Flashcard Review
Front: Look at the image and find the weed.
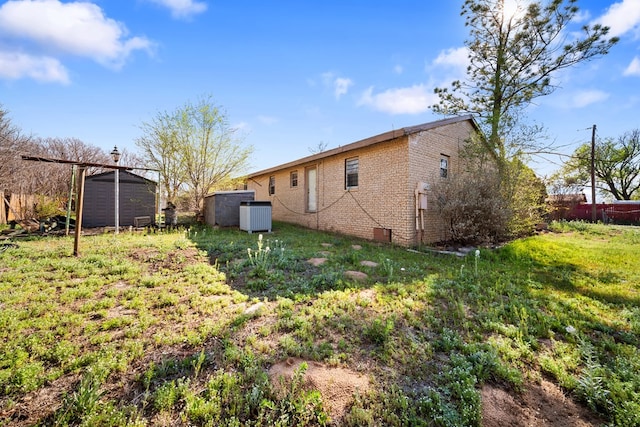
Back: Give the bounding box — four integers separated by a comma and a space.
153, 377, 190, 412
363, 317, 394, 346
576, 338, 613, 414
54, 368, 106, 425
247, 234, 286, 278
191, 350, 207, 380
379, 258, 394, 282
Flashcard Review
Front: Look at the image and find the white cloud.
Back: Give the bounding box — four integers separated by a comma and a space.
432, 47, 469, 70
233, 121, 250, 132
321, 72, 353, 99
0, 0, 153, 71
357, 48, 467, 115
258, 115, 278, 125
358, 84, 437, 115
0, 51, 69, 83
146, 0, 207, 19
393, 64, 403, 74
561, 89, 610, 108
334, 77, 353, 99
572, 10, 591, 24
595, 0, 640, 38
624, 56, 640, 76
429, 47, 469, 84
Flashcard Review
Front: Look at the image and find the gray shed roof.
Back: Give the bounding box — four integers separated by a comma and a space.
247, 115, 479, 178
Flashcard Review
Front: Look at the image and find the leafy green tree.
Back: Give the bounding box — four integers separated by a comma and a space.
433, 0, 618, 166
559, 130, 640, 200
136, 96, 253, 212
179, 98, 253, 212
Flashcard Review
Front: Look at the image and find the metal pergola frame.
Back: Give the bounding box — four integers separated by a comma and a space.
21, 155, 159, 256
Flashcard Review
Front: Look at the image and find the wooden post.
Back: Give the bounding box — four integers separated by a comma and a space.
73, 167, 86, 257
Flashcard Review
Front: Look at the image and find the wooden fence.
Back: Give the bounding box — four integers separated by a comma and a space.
1, 193, 39, 224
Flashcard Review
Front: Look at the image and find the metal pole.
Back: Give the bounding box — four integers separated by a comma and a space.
591, 124, 597, 223
115, 168, 119, 234
111, 146, 121, 235
66, 164, 76, 236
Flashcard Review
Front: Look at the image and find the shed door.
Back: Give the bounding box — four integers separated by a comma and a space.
306, 167, 317, 212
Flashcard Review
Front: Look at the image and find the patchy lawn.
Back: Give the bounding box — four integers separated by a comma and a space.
0, 221, 638, 426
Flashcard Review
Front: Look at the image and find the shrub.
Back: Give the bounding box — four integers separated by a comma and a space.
432, 169, 510, 244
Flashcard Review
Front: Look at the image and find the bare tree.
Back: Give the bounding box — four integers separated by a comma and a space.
308, 141, 329, 154
0, 106, 32, 192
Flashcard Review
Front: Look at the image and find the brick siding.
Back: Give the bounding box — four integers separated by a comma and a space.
247, 119, 476, 246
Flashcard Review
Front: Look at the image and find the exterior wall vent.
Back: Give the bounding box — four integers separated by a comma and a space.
373, 227, 392, 243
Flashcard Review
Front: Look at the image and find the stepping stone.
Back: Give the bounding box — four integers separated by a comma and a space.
360, 260, 378, 267
344, 271, 368, 282
318, 251, 332, 256
351, 244, 362, 250
244, 302, 265, 316
321, 243, 333, 248
308, 257, 328, 266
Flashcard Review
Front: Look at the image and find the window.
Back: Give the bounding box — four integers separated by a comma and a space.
440, 155, 449, 178
290, 170, 298, 188
345, 157, 359, 189
268, 176, 275, 195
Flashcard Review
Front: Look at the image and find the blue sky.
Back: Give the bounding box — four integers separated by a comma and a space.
1, 0, 639, 178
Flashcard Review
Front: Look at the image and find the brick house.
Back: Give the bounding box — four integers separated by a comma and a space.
245, 115, 480, 246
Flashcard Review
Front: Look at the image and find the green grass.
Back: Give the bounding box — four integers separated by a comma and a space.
0, 221, 639, 426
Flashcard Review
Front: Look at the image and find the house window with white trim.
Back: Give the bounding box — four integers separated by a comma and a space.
440, 155, 449, 178
290, 170, 298, 188
269, 176, 275, 195
345, 157, 359, 189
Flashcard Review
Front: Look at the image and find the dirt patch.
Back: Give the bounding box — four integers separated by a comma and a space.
129, 246, 203, 273
268, 358, 370, 423
1, 372, 80, 427
481, 379, 605, 427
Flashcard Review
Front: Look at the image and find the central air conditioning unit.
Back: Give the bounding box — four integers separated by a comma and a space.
239, 201, 272, 233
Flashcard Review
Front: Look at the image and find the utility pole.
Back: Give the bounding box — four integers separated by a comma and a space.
591, 124, 597, 222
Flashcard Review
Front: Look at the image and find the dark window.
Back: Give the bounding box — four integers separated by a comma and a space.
290, 171, 298, 187
440, 155, 449, 178
269, 176, 275, 195
345, 157, 359, 188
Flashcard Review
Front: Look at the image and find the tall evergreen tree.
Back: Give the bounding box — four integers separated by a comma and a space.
433, 0, 618, 167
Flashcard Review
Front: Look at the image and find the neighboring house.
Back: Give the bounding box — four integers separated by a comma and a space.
83, 171, 157, 228
245, 115, 480, 246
